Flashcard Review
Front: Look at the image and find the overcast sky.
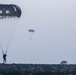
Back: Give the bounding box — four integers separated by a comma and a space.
0, 0, 76, 64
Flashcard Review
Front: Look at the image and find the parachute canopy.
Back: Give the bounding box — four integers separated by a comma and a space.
0, 4, 22, 18
28, 29, 35, 33
60, 60, 68, 65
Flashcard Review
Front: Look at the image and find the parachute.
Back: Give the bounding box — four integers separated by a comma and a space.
0, 4, 21, 18
28, 29, 35, 33
28, 29, 35, 40
0, 4, 22, 53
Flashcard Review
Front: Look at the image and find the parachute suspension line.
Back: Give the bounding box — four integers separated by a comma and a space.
6, 19, 18, 51
6, 26, 16, 51
0, 44, 3, 51
6, 27, 14, 51
0, 4, 22, 53
0, 43, 4, 54
0, 19, 4, 52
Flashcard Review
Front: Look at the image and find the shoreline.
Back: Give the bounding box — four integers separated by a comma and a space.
0, 64, 76, 75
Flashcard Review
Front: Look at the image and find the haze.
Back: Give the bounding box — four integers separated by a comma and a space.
0, 0, 76, 64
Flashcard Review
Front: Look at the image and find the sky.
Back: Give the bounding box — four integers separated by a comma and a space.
0, 0, 76, 64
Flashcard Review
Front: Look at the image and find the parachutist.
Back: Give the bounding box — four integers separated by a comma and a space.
3, 54, 7, 63
2, 50, 7, 64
